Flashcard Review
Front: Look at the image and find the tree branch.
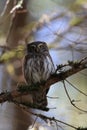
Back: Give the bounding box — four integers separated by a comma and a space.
13, 101, 87, 130
0, 57, 87, 106
44, 57, 87, 90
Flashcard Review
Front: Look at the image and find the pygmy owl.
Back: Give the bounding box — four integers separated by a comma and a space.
23, 41, 55, 108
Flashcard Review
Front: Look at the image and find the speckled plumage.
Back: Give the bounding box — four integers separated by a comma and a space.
23, 41, 55, 107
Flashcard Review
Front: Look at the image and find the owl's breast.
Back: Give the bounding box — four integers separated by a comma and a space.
24, 55, 55, 85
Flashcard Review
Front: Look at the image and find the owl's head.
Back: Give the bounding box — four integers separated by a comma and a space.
27, 41, 49, 54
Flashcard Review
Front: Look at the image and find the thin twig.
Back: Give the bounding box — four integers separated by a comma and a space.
14, 101, 77, 130
47, 96, 59, 99
30, 113, 77, 129
80, 72, 87, 77
65, 79, 87, 96
31, 116, 38, 129
62, 81, 87, 113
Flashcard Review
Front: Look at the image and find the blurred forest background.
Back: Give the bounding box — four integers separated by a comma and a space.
0, 0, 87, 130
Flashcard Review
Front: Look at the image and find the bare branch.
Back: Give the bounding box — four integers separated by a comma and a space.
13, 101, 77, 130
65, 79, 87, 96
62, 80, 87, 113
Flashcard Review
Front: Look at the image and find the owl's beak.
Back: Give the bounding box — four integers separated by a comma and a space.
36, 48, 39, 53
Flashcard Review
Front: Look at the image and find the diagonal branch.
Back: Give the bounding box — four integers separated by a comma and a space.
45, 57, 87, 90
0, 57, 87, 105
13, 100, 77, 129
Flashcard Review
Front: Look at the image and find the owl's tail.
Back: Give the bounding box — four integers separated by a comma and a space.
32, 90, 48, 109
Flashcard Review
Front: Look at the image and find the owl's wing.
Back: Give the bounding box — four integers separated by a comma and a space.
22, 55, 31, 84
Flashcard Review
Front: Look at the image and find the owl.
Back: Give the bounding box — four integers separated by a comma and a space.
23, 41, 55, 108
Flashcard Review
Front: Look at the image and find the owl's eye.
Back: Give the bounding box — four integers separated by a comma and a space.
31, 45, 36, 49
38, 43, 48, 53
38, 44, 44, 49
27, 44, 36, 52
